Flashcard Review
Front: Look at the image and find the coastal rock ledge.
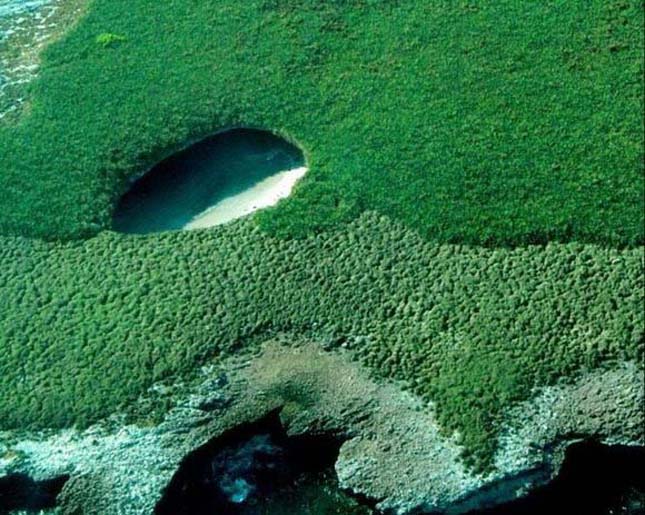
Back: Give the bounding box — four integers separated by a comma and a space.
1, 339, 643, 514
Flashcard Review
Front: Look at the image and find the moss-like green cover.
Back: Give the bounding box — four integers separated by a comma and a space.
1, 215, 642, 468
0, 0, 643, 471
0, 0, 643, 244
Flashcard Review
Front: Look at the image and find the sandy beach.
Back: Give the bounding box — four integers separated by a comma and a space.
184, 166, 307, 229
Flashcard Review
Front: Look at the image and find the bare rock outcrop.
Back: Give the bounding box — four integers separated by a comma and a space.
1, 339, 642, 514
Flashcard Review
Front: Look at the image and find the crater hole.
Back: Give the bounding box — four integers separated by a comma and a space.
112, 129, 306, 234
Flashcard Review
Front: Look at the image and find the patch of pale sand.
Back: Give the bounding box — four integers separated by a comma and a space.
184, 166, 307, 229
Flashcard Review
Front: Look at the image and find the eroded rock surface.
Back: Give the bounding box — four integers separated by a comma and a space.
0, 339, 642, 514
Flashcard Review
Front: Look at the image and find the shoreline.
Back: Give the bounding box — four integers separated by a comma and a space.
184, 166, 307, 229
0, 0, 85, 121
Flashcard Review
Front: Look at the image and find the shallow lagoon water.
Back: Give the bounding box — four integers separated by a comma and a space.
0, 0, 50, 19
113, 129, 306, 234
0, 0, 70, 121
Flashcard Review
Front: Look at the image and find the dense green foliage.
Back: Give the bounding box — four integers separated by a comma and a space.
1, 215, 642, 468
0, 0, 643, 244
0, 0, 643, 474
95, 32, 126, 48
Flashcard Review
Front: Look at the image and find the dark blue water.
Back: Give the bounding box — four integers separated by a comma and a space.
0, 473, 68, 514
469, 442, 645, 515
155, 411, 370, 515
155, 409, 644, 515
1, 431, 641, 513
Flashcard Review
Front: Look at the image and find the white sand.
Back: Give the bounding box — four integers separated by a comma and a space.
184, 166, 307, 229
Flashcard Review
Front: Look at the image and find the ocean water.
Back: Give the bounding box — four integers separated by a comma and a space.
0, 2, 642, 513
0, 0, 59, 120
157, 430, 643, 515
0, 0, 50, 20
155, 411, 370, 515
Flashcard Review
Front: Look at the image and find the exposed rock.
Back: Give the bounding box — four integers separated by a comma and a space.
0, 339, 642, 514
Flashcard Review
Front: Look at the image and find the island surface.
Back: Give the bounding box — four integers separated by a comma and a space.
0, 0, 643, 513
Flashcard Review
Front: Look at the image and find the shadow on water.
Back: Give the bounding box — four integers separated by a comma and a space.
466, 441, 645, 515
156, 420, 644, 515
112, 129, 305, 234
0, 473, 68, 514
155, 410, 371, 515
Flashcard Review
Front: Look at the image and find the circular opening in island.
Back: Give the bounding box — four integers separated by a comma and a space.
112, 129, 306, 234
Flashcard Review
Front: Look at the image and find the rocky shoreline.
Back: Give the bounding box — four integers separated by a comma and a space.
1, 338, 642, 514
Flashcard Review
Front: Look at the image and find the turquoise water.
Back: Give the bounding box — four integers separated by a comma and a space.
0, 0, 50, 19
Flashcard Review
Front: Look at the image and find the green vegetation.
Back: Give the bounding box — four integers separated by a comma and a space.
95, 32, 126, 47
0, 0, 643, 473
0, 0, 642, 245
0, 214, 642, 469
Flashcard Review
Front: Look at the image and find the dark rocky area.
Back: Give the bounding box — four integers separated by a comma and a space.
155, 410, 369, 515
0, 472, 68, 514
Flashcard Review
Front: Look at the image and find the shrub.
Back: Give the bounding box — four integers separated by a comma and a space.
95, 32, 126, 47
